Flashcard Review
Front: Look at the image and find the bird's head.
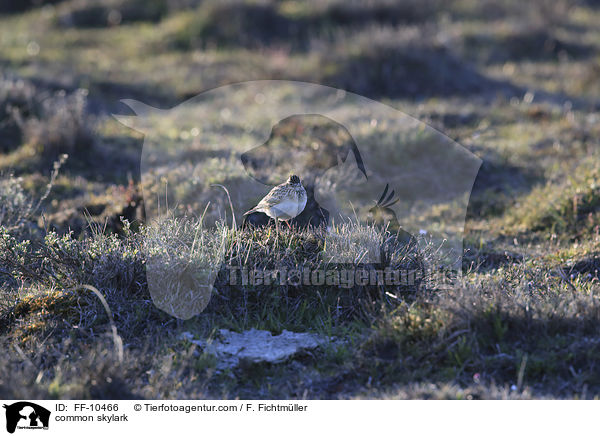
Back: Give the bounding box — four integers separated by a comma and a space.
288, 174, 301, 186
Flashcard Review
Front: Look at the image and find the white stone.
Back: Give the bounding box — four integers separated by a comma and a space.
181, 329, 331, 370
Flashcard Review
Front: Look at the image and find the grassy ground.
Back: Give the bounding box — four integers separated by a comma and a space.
2, 0, 600, 399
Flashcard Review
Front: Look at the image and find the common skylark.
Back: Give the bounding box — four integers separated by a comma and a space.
244, 175, 307, 231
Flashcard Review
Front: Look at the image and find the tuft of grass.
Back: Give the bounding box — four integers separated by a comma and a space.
0, 154, 66, 239
506, 157, 600, 238
0, 74, 95, 170
0, 74, 37, 153
350, 261, 600, 397
24, 89, 94, 162
141, 215, 427, 329
161, 0, 448, 53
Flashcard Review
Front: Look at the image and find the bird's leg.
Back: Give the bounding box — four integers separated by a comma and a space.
285, 220, 292, 230
275, 218, 281, 263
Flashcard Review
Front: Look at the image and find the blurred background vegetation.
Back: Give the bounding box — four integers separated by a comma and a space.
2, 0, 600, 399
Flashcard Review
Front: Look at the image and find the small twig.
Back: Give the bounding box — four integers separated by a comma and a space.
68, 284, 124, 363
517, 354, 528, 391
30, 154, 68, 217
211, 184, 236, 231
13, 343, 38, 370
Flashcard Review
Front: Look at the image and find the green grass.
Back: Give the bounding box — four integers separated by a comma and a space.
2, 0, 600, 399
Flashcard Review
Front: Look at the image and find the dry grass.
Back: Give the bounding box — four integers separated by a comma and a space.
1, 0, 600, 399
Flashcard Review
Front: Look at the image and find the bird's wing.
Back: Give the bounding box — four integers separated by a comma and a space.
258, 193, 283, 208
258, 184, 289, 206
298, 194, 307, 214
243, 184, 287, 215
